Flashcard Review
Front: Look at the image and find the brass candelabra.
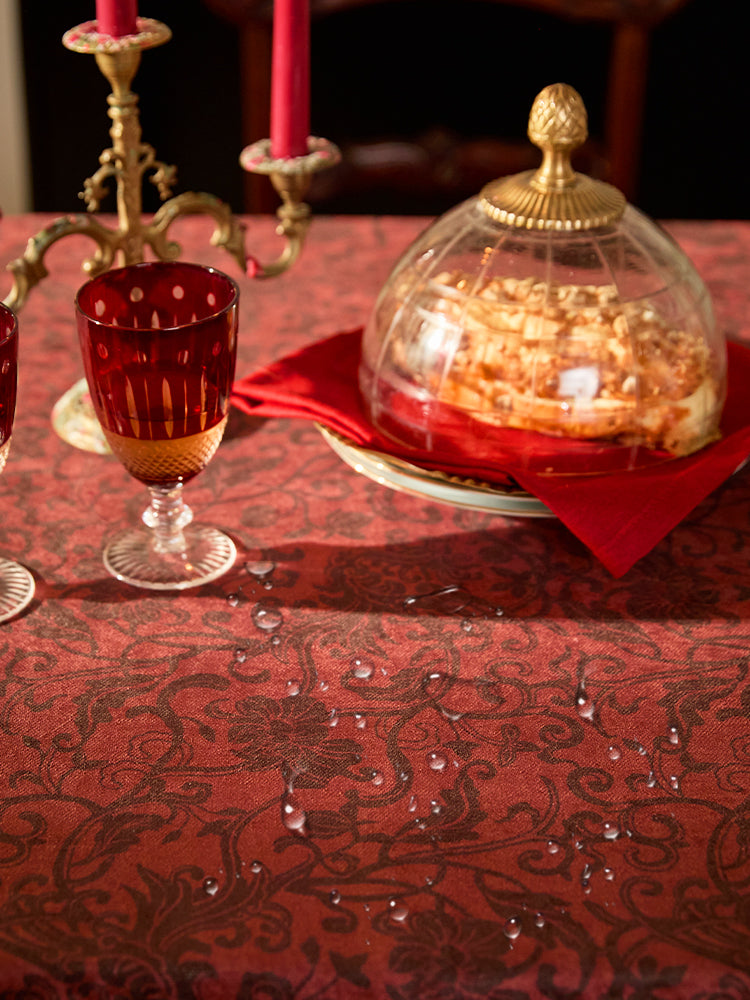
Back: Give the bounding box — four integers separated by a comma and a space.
3, 17, 340, 451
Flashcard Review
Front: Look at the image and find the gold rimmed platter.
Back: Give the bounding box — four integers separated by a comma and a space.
316, 424, 553, 518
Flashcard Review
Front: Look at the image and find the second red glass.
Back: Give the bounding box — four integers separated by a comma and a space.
0, 302, 35, 621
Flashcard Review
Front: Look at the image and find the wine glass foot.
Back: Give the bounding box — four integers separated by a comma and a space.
0, 558, 35, 623
103, 525, 237, 590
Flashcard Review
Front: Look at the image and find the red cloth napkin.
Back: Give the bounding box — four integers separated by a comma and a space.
231, 329, 750, 577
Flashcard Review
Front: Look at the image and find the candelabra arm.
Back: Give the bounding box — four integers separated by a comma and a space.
82, 159, 119, 211
146, 192, 248, 273
257, 176, 312, 278
149, 160, 178, 202
240, 137, 341, 279
82, 145, 175, 216
3, 214, 119, 313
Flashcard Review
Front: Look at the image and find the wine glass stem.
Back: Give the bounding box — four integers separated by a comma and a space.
142, 485, 194, 554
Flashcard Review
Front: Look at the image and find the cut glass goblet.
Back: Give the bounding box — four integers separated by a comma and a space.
76, 261, 239, 589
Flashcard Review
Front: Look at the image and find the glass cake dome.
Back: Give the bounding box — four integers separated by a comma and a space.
359, 84, 726, 476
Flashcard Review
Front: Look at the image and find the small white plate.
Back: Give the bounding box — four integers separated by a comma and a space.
317, 424, 553, 518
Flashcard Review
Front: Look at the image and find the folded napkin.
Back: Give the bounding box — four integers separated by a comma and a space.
231, 329, 750, 577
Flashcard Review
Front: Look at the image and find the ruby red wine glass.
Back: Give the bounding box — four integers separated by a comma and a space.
76, 261, 239, 590
0, 303, 35, 621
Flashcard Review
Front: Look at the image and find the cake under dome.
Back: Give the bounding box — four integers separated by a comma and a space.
359, 84, 725, 476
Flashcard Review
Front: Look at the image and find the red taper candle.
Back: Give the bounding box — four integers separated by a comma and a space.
96, 0, 139, 37
270, 0, 310, 159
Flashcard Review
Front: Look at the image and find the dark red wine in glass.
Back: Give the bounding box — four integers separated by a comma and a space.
76, 261, 239, 590
0, 302, 35, 621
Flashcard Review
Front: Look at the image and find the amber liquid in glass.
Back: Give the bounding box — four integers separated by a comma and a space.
103, 416, 227, 488
95, 367, 230, 488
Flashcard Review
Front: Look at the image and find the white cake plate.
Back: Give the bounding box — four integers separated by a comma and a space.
317, 424, 553, 518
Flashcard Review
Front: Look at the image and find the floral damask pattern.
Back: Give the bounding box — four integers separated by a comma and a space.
387, 907, 524, 999
0, 216, 749, 997
219, 694, 363, 783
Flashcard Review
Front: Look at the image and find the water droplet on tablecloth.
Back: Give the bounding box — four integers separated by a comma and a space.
547, 840, 560, 854
282, 792, 307, 834
575, 684, 595, 721
603, 867, 615, 881
330, 889, 341, 905
427, 752, 447, 772
250, 861, 262, 874
668, 727, 680, 745
286, 679, 300, 697
226, 593, 241, 608
503, 917, 521, 940
252, 605, 282, 631
283, 805, 306, 833
441, 708, 462, 722
603, 822, 619, 841
371, 770, 384, 786
403, 584, 464, 614
353, 659, 374, 680
245, 559, 275, 578
534, 912, 545, 928
388, 899, 409, 922
608, 745, 622, 761
203, 877, 219, 896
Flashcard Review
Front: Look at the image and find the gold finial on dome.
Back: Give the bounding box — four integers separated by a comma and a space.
479, 83, 626, 231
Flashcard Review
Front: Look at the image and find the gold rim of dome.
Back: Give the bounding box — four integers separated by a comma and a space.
479, 172, 627, 231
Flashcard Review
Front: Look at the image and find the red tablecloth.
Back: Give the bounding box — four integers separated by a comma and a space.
1, 213, 749, 997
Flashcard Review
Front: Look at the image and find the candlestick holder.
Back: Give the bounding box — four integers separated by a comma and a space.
240, 137, 341, 277
3, 17, 340, 453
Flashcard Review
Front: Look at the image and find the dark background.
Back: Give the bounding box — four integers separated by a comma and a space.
20, 0, 747, 220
